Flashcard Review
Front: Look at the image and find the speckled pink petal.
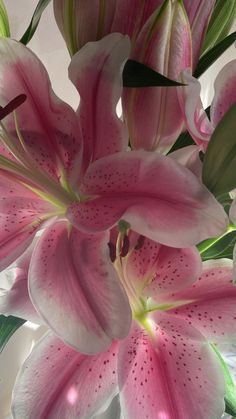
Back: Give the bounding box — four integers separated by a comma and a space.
211, 60, 236, 128
118, 315, 225, 419
178, 69, 213, 151
0, 38, 82, 184
183, 0, 216, 70
68, 151, 228, 247
69, 33, 130, 172
12, 332, 119, 419
29, 220, 132, 354
0, 241, 42, 323
167, 259, 236, 342
125, 237, 202, 299
0, 174, 54, 271
123, 0, 192, 153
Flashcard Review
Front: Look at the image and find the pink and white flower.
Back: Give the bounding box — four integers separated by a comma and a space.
178, 59, 236, 152
11, 233, 236, 418
0, 33, 228, 353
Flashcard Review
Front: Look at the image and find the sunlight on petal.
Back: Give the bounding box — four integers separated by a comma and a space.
116, 98, 122, 118
158, 411, 169, 419
66, 386, 78, 405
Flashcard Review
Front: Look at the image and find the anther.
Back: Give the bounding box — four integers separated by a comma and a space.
120, 234, 130, 257
108, 242, 116, 262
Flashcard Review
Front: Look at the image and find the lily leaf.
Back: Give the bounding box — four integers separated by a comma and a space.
202, 101, 236, 196
0, 0, 10, 37
168, 130, 194, 153
202, 0, 236, 55
212, 344, 236, 417
20, 0, 51, 45
123, 60, 185, 87
0, 314, 25, 353
200, 230, 236, 261
194, 32, 236, 79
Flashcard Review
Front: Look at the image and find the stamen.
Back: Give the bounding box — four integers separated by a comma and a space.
120, 234, 130, 257
108, 242, 116, 263
0, 94, 27, 120
13, 111, 29, 154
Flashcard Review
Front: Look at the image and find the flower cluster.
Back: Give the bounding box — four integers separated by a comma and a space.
0, 0, 236, 418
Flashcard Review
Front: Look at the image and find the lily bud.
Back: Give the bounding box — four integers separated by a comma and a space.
53, 0, 163, 55
111, 0, 163, 42
53, 0, 117, 56
123, 0, 192, 153
184, 0, 216, 69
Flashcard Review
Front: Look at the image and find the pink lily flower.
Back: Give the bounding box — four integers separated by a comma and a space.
11, 233, 236, 418
178, 60, 236, 152
0, 34, 228, 352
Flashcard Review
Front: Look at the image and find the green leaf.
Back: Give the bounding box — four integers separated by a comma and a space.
202, 0, 236, 55
123, 60, 185, 87
168, 130, 195, 153
0, 314, 25, 352
202, 101, 236, 197
211, 344, 236, 417
0, 0, 10, 37
200, 230, 236, 261
20, 0, 51, 45
194, 32, 236, 79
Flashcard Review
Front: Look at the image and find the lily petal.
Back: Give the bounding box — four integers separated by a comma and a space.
69, 33, 130, 172
118, 315, 225, 419
183, 0, 216, 69
0, 241, 42, 323
68, 151, 228, 247
211, 60, 236, 128
169, 145, 203, 178
0, 38, 82, 184
111, 1, 163, 42
0, 173, 54, 271
124, 235, 202, 298
53, 0, 117, 55
229, 196, 236, 225
178, 69, 213, 151
168, 259, 236, 342
12, 332, 119, 419
123, 0, 192, 153
29, 220, 132, 354
94, 395, 122, 419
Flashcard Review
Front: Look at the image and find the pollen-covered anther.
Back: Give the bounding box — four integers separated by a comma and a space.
120, 234, 130, 257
